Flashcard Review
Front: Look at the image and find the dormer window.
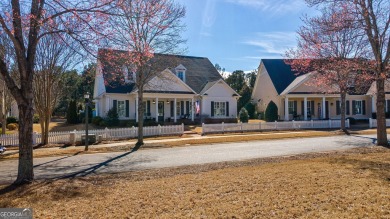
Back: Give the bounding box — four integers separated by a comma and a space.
123, 66, 136, 83
175, 64, 186, 83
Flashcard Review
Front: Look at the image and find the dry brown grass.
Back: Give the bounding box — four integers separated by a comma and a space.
0, 147, 389, 218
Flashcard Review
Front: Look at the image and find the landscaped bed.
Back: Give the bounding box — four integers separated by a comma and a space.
0, 146, 389, 218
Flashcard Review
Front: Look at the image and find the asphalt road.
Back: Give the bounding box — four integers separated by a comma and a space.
0, 135, 376, 184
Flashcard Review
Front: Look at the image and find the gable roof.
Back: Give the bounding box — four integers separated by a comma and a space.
261, 59, 300, 95
199, 78, 240, 96
280, 73, 312, 95
97, 49, 222, 94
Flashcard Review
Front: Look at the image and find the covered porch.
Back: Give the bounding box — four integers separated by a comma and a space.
283, 94, 341, 121
135, 93, 197, 123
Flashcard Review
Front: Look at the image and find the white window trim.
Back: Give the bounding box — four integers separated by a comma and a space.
354, 100, 363, 115
117, 100, 126, 118
213, 101, 226, 118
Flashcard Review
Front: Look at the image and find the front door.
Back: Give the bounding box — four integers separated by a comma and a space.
158, 101, 164, 122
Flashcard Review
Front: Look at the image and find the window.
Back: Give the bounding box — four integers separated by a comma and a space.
124, 66, 135, 83
307, 101, 312, 115
214, 102, 226, 117
177, 71, 184, 81
143, 101, 150, 116
117, 101, 125, 117
176, 101, 181, 116
288, 101, 296, 114
353, 100, 363, 115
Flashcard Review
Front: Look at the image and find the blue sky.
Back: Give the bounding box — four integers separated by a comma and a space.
181, 0, 317, 72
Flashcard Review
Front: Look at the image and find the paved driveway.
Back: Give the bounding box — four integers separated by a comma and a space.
0, 135, 376, 184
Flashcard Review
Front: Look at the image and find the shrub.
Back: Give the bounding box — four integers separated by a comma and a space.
7, 123, 18, 130
265, 101, 278, 122
143, 120, 158, 127
99, 120, 107, 127
66, 100, 79, 124
239, 108, 249, 123
92, 116, 103, 126
33, 114, 40, 123
346, 117, 356, 125
6, 117, 18, 125
104, 108, 119, 127
244, 102, 256, 119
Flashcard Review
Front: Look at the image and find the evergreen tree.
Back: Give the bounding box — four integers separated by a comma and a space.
66, 100, 79, 124
265, 101, 278, 122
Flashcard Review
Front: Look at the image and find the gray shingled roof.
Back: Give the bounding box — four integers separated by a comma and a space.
262, 59, 300, 95
98, 49, 222, 94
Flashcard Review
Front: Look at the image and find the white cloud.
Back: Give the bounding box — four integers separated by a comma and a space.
225, 0, 306, 14
242, 31, 297, 56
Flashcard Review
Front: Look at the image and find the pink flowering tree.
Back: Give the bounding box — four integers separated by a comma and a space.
106, 0, 186, 147
305, 0, 390, 146
286, 3, 373, 131
0, 0, 114, 184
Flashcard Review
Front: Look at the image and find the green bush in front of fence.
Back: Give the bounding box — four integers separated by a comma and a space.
265, 101, 278, 122
239, 108, 249, 123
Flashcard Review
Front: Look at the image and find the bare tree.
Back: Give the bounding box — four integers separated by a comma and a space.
0, 0, 114, 184
306, 0, 390, 146
107, 0, 186, 147
33, 35, 79, 145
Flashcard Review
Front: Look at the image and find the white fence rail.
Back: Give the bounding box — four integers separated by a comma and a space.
368, 118, 390, 128
202, 120, 350, 135
0, 124, 184, 146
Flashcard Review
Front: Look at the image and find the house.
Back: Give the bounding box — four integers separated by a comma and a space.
251, 59, 377, 121
93, 49, 239, 123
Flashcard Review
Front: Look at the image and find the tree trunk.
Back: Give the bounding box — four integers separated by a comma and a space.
15, 99, 34, 184
39, 118, 45, 145
136, 89, 144, 147
376, 77, 388, 146
340, 92, 346, 131
44, 113, 50, 145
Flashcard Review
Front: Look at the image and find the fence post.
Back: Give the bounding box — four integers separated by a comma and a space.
311, 120, 314, 128
132, 126, 136, 138
181, 123, 184, 135
369, 118, 372, 128
105, 127, 109, 140
329, 120, 332, 128
347, 119, 350, 128
202, 123, 205, 135
275, 120, 278, 129
32, 132, 37, 145
69, 131, 76, 145
292, 120, 295, 129
259, 122, 261, 130
222, 122, 225, 134
240, 122, 243, 132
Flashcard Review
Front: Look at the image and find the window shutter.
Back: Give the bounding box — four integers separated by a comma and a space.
170, 101, 174, 117
346, 101, 350, 115
226, 101, 229, 117
352, 100, 356, 115
147, 101, 151, 115
181, 101, 184, 115
311, 101, 315, 116
113, 100, 117, 112
294, 101, 297, 114
336, 100, 340, 115
186, 101, 190, 114
362, 100, 366, 115
211, 101, 214, 117
125, 100, 129, 117
301, 101, 304, 115
387, 100, 390, 112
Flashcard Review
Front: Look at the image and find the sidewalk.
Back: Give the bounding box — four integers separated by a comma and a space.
1, 130, 338, 159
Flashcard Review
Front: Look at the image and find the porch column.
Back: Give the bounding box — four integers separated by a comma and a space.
174, 98, 177, 123
371, 96, 376, 113
284, 97, 289, 121
322, 97, 326, 119
135, 96, 139, 122
155, 97, 159, 122
191, 98, 194, 121
303, 97, 308, 120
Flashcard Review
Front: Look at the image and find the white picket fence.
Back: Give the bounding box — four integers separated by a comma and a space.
0, 124, 184, 146
368, 118, 390, 128
202, 120, 350, 135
